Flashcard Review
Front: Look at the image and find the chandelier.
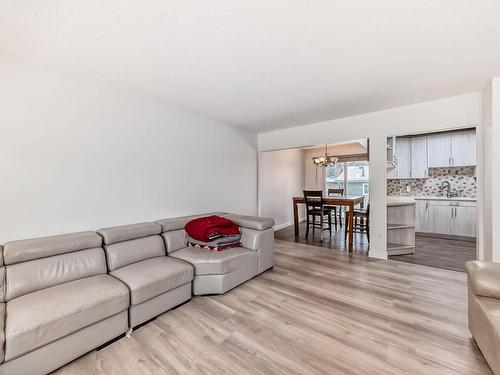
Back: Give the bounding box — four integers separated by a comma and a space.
312, 144, 338, 167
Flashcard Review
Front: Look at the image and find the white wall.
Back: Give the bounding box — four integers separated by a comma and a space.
481, 82, 492, 261
258, 93, 482, 259
493, 78, 500, 262
0, 55, 258, 243
259, 149, 305, 229
303, 149, 326, 191
482, 78, 500, 262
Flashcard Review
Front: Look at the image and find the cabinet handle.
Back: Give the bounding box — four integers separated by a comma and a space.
426, 201, 429, 210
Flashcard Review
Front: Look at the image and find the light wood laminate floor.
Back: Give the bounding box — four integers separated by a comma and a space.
390, 234, 476, 273
276, 222, 476, 272
54, 240, 491, 375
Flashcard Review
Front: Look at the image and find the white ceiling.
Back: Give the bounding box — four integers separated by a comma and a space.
1, 1, 500, 132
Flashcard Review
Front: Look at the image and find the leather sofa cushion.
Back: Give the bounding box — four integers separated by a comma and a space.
220, 213, 274, 231
169, 247, 258, 276
155, 213, 223, 232
104, 235, 166, 271
110, 257, 193, 305
162, 229, 187, 253
3, 231, 102, 265
0, 303, 5, 363
466, 261, 500, 299
5, 247, 107, 301
97, 222, 161, 245
471, 294, 500, 348
5, 274, 129, 361
0, 266, 5, 303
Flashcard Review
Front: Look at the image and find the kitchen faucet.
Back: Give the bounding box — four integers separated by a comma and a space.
439, 180, 458, 198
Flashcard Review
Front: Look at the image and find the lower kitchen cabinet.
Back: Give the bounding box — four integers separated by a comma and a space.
415, 200, 429, 233
453, 203, 476, 237
428, 202, 454, 235
415, 199, 476, 238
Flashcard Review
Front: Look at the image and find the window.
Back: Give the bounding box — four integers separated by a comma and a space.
326, 161, 369, 205
325, 163, 344, 191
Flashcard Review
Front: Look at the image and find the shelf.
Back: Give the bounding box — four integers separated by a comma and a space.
387, 242, 415, 255
387, 242, 414, 250
387, 223, 415, 230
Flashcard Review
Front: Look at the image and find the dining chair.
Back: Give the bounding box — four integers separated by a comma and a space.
326, 188, 344, 228
345, 202, 370, 242
303, 190, 333, 239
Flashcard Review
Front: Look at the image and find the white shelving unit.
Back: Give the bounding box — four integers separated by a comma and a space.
387, 197, 416, 256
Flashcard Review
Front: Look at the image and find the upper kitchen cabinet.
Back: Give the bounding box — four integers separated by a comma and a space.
411, 136, 428, 177
451, 130, 476, 166
395, 137, 411, 178
427, 133, 452, 168
427, 129, 476, 168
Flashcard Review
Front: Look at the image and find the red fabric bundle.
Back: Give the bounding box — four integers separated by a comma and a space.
184, 215, 240, 242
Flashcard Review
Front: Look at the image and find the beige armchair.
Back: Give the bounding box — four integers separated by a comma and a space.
465, 260, 500, 374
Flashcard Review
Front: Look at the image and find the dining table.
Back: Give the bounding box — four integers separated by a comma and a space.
292, 195, 365, 248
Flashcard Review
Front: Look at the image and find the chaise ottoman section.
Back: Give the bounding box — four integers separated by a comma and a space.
157, 213, 274, 295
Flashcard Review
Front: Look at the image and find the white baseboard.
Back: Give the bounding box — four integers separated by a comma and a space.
273, 217, 306, 231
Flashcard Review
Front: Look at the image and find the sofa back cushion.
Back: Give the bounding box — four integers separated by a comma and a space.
6, 248, 106, 301
161, 229, 187, 254
3, 231, 101, 264
97, 222, 165, 271
0, 246, 4, 303
155, 213, 223, 233
104, 236, 165, 271
220, 213, 275, 231
2, 231, 106, 301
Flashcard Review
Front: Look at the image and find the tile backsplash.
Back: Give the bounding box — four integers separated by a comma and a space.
387, 166, 476, 197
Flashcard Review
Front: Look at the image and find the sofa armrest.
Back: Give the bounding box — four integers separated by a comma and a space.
221, 213, 274, 231
466, 261, 500, 299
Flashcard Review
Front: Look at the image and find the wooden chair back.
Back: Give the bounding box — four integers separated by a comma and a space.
328, 188, 344, 196
303, 190, 325, 213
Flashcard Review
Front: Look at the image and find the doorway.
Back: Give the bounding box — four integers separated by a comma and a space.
259, 139, 370, 254
386, 128, 477, 272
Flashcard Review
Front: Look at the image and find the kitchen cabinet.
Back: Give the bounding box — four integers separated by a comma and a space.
395, 137, 411, 178
389, 129, 476, 179
427, 133, 452, 168
427, 130, 476, 168
428, 201, 453, 235
452, 202, 476, 237
411, 136, 428, 178
415, 200, 429, 232
451, 130, 476, 166
415, 199, 476, 238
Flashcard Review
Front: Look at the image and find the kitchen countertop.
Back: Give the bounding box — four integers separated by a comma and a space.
412, 196, 477, 202
387, 196, 416, 206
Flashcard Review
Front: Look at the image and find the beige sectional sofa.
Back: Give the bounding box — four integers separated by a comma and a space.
0, 213, 274, 375
466, 260, 500, 374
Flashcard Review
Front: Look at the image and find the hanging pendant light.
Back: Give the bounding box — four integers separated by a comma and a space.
312, 144, 338, 167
